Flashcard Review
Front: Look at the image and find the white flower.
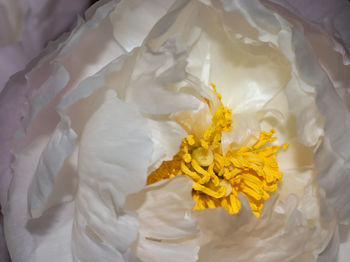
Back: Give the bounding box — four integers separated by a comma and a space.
2, 0, 350, 261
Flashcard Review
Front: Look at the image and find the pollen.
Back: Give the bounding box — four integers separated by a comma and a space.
147, 83, 288, 217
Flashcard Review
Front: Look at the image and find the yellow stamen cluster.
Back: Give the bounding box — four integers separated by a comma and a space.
147, 84, 288, 217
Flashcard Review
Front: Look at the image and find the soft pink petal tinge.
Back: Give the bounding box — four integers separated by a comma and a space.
0, 0, 91, 261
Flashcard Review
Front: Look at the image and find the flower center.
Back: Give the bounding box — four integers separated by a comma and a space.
147, 84, 288, 217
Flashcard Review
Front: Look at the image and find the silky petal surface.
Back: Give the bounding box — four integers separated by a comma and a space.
73, 90, 152, 261
4, 135, 75, 262
125, 176, 199, 262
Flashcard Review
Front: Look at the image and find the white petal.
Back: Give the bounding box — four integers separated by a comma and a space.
25, 1, 125, 216
110, 0, 176, 52
4, 136, 74, 262
267, 2, 350, 224
124, 41, 200, 114
195, 192, 336, 262
134, 240, 199, 262
146, 119, 187, 172
73, 90, 153, 261
125, 176, 199, 262
317, 224, 340, 262
176, 1, 292, 114
316, 137, 350, 222
222, 113, 261, 154
338, 224, 350, 262
285, 75, 324, 146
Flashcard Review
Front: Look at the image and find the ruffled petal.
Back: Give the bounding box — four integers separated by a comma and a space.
262, 0, 350, 224
4, 135, 75, 262
195, 191, 336, 262
223, 1, 350, 261
267, 0, 350, 64
3, 2, 127, 261
0, 0, 90, 94
20, 0, 90, 55
109, 0, 176, 52
73, 89, 153, 261
126, 176, 199, 262
0, 0, 92, 209
26, 0, 120, 217
3, 0, 350, 261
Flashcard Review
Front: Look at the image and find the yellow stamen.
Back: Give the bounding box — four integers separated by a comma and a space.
147, 84, 288, 217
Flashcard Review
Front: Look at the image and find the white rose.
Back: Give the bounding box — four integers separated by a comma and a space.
2, 0, 350, 262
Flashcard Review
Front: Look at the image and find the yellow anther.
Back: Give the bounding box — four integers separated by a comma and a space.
207, 163, 220, 186
180, 161, 200, 181
200, 139, 209, 149
191, 159, 211, 184
183, 153, 192, 163
242, 187, 262, 201
192, 182, 226, 199
230, 194, 241, 214
186, 135, 196, 146
147, 84, 288, 217
191, 159, 209, 176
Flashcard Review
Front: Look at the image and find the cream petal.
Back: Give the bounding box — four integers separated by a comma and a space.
195, 191, 336, 262
172, 1, 292, 114
222, 113, 261, 154
317, 225, 340, 262
146, 119, 187, 172
266, 2, 350, 225
27, 121, 77, 217
124, 41, 200, 114
285, 75, 324, 147
316, 137, 350, 223
74, 90, 153, 261
4, 2, 146, 260
226, 0, 325, 148
125, 176, 199, 261
134, 240, 199, 262
27, 55, 130, 217
25, 1, 123, 216
4, 136, 75, 262
110, 0, 176, 52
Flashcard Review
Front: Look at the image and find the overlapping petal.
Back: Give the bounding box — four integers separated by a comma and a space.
0, 1, 91, 261
1, 0, 350, 262
0, 0, 91, 93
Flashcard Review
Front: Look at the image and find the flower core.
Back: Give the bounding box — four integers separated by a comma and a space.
147, 84, 288, 217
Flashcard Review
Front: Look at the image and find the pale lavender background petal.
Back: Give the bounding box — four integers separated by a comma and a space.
0, 0, 91, 93
284, 0, 350, 51
0, 1, 91, 261
268, 0, 350, 63
0, 211, 9, 262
